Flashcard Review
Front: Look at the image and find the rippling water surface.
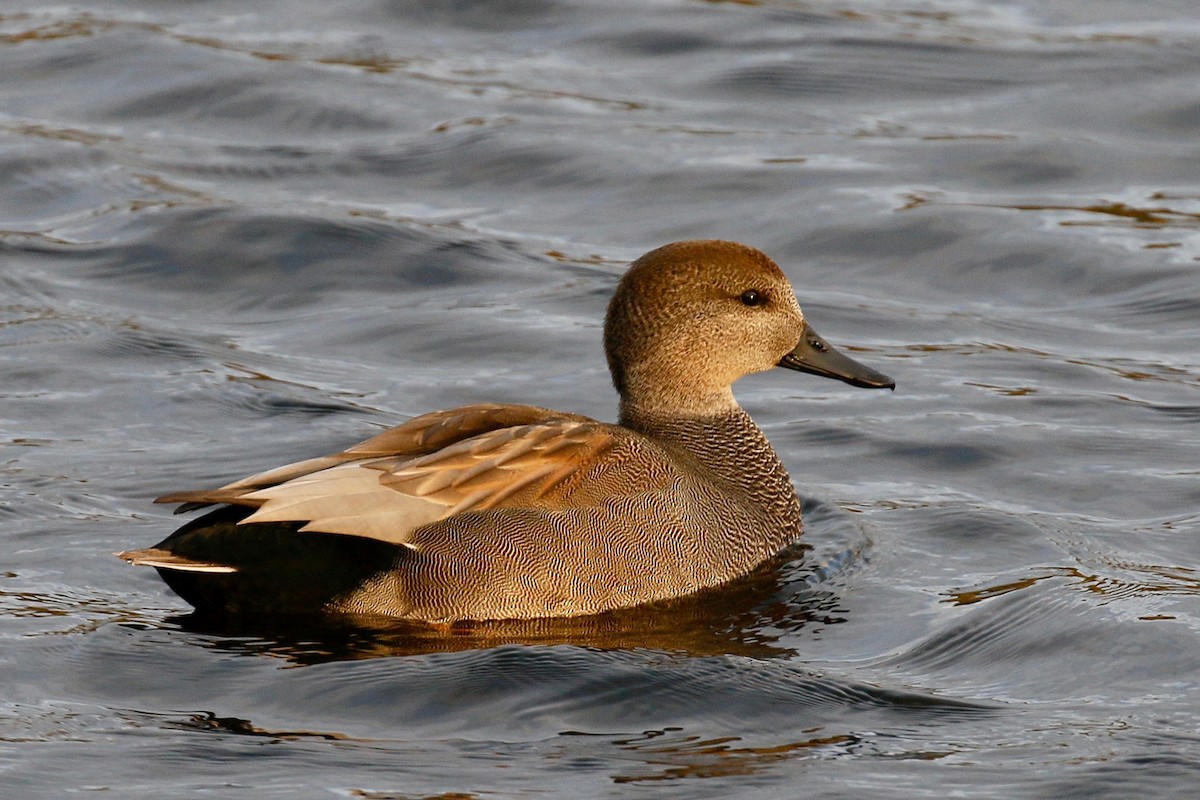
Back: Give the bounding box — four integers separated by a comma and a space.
3, 1, 1199, 797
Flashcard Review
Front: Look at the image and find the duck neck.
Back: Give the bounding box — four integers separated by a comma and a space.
619, 403, 803, 535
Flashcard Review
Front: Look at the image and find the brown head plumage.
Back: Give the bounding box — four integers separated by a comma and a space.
604, 240, 807, 418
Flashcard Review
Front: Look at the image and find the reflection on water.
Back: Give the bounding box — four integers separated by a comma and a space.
3, 0, 1200, 796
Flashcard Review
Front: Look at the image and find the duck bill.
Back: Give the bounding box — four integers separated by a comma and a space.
778, 325, 895, 389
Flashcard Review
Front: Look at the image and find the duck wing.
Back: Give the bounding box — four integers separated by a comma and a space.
151, 405, 621, 547
154, 403, 590, 512
234, 419, 619, 545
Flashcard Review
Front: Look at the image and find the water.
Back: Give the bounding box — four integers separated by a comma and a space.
3, 0, 1199, 796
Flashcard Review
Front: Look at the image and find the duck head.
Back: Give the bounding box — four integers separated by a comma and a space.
604, 240, 894, 418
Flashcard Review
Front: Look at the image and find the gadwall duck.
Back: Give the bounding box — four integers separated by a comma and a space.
119, 240, 893, 622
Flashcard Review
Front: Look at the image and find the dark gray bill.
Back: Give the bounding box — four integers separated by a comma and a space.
778, 325, 895, 389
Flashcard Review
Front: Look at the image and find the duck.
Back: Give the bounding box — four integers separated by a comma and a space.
118, 240, 893, 622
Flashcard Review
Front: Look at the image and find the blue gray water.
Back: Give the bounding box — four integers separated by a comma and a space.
3, 1, 1199, 797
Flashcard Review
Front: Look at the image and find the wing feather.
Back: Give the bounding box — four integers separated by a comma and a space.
154, 403, 587, 510
212, 419, 619, 545
116, 547, 238, 573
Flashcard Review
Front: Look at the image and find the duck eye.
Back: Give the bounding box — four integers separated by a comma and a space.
740, 289, 765, 307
